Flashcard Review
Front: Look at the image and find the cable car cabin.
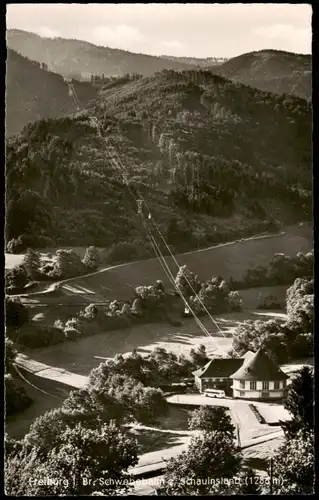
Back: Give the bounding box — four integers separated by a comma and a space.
182, 305, 192, 318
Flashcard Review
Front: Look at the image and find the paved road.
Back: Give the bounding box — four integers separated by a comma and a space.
15, 354, 88, 390
129, 425, 283, 478
166, 394, 288, 443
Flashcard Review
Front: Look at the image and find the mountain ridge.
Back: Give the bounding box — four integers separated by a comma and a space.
6, 29, 196, 80
215, 49, 311, 100
6, 29, 312, 100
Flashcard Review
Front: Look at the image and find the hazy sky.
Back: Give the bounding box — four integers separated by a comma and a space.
6, 3, 312, 58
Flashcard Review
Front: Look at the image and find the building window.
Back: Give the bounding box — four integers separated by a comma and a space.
239, 391, 245, 397
250, 381, 256, 390
282, 380, 286, 388
262, 381, 269, 390
240, 380, 245, 389
274, 381, 280, 390
261, 391, 269, 398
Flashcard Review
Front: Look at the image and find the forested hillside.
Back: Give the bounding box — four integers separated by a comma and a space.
6, 69, 312, 256
6, 29, 192, 80
216, 49, 312, 100
6, 49, 97, 136
161, 55, 228, 67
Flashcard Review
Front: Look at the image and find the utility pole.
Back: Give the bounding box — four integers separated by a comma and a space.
236, 422, 241, 449
269, 457, 273, 495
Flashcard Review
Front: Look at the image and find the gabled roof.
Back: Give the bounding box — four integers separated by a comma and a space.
230, 348, 289, 381
193, 358, 244, 379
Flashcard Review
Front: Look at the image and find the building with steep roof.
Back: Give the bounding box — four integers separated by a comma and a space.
193, 358, 243, 393
193, 349, 288, 400
230, 348, 289, 400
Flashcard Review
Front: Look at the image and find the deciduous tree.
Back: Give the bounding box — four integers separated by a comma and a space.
6, 422, 138, 496
23, 248, 41, 279
188, 405, 235, 438
281, 366, 314, 438
272, 430, 314, 494
163, 431, 242, 495
82, 246, 99, 270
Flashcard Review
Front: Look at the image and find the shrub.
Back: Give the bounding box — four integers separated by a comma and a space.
6, 265, 29, 292
175, 265, 202, 297
5, 297, 29, 330
23, 248, 41, 280
6, 237, 26, 254
82, 246, 100, 270
105, 241, 151, 265
50, 249, 85, 279
5, 374, 33, 416
228, 291, 243, 311
5, 337, 17, 373
54, 319, 65, 330
9, 326, 65, 348
81, 304, 99, 320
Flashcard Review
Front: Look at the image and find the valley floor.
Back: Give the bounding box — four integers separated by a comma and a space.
18, 308, 286, 376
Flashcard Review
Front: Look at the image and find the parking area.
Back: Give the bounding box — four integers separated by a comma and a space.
166, 394, 286, 443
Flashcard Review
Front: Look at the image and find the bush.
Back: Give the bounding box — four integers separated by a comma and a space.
23, 249, 41, 280
257, 294, 282, 310
5, 337, 17, 373
9, 326, 66, 348
105, 241, 151, 265
228, 291, 243, 311
5, 297, 29, 330
49, 249, 85, 279
82, 246, 100, 270
6, 265, 29, 292
239, 250, 313, 289
5, 374, 33, 416
54, 319, 65, 330
175, 265, 202, 297
80, 304, 99, 320
6, 237, 26, 254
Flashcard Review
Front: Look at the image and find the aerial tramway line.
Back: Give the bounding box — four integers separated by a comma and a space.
66, 79, 241, 356
11, 64, 241, 402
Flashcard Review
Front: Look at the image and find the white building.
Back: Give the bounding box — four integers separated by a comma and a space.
230, 348, 289, 400
193, 349, 289, 400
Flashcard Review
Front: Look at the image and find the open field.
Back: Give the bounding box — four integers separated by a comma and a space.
19, 309, 284, 376
7, 224, 311, 329
42, 227, 313, 297
6, 226, 312, 294
17, 280, 289, 331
